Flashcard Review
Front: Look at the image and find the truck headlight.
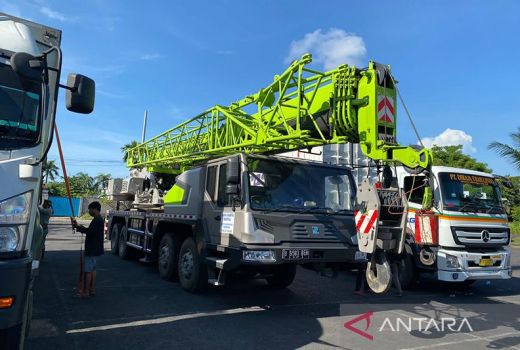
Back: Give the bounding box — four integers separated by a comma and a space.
0, 192, 32, 252
0, 227, 19, 251
445, 253, 460, 269
243, 250, 276, 262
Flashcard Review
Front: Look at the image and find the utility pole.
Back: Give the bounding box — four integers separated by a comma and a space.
142, 110, 148, 143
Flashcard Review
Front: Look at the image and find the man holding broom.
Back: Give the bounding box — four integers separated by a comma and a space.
72, 201, 104, 298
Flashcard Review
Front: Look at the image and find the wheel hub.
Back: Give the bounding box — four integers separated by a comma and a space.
181, 249, 194, 279
159, 244, 170, 269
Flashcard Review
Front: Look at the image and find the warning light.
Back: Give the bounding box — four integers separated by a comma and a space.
0, 296, 14, 309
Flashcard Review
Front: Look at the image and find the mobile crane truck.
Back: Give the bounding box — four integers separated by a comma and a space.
107, 53, 433, 293
0, 13, 95, 349
393, 166, 512, 288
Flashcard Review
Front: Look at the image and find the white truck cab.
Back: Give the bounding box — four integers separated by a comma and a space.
0, 13, 94, 348
396, 166, 512, 284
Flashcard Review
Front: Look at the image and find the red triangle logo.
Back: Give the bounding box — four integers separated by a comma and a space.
344, 311, 374, 340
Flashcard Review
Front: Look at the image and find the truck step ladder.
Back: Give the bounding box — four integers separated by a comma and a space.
205, 257, 228, 286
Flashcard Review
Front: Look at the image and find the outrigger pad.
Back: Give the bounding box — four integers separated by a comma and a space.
365, 251, 391, 294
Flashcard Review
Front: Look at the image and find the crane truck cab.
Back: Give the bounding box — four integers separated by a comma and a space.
395, 166, 512, 287
107, 153, 366, 292
0, 13, 94, 348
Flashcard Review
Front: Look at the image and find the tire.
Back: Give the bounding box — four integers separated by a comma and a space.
118, 226, 130, 260
398, 252, 418, 290
110, 224, 121, 255
158, 234, 179, 281
266, 264, 297, 288
178, 237, 207, 293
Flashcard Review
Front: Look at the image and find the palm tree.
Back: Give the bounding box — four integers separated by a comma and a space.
42, 159, 60, 184
94, 173, 112, 194
121, 140, 140, 163
488, 127, 520, 171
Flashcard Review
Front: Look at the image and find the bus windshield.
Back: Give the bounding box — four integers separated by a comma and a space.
438, 172, 504, 214
0, 63, 41, 150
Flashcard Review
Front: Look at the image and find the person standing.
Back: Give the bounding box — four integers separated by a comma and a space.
39, 200, 53, 238
38, 200, 53, 259
389, 253, 403, 297
72, 201, 104, 298
354, 260, 368, 296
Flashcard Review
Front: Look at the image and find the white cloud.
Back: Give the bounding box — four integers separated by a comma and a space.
421, 128, 476, 153
139, 53, 162, 61
285, 28, 367, 70
40, 7, 77, 22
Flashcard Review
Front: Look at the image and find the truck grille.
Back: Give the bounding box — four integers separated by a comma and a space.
450, 226, 509, 247
292, 223, 339, 240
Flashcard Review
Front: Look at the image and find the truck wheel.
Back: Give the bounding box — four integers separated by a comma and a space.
398, 252, 418, 290
158, 234, 179, 281
118, 226, 130, 260
178, 237, 207, 293
266, 264, 297, 288
110, 224, 121, 255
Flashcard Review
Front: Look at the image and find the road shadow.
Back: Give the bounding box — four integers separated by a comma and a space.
27, 240, 520, 350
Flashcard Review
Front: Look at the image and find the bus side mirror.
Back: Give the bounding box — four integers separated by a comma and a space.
66, 74, 95, 114
227, 156, 240, 185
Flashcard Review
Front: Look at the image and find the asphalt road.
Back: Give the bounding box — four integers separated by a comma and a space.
26, 218, 520, 350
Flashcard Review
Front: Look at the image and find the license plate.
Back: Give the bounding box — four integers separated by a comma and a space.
479, 258, 493, 267
282, 249, 310, 260
355, 251, 367, 261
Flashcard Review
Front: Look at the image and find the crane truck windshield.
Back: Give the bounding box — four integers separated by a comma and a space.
247, 157, 355, 213
438, 172, 504, 214
0, 63, 41, 150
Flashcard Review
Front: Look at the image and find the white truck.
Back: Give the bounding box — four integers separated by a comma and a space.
394, 166, 512, 287
0, 13, 94, 348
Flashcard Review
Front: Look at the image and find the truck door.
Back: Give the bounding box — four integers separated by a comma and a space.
202, 162, 230, 245
402, 175, 427, 234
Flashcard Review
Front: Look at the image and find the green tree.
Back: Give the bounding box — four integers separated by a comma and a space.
42, 159, 60, 184
69, 172, 95, 197
499, 176, 520, 207
46, 181, 66, 196
94, 173, 112, 194
430, 145, 492, 173
121, 140, 139, 163
488, 127, 520, 171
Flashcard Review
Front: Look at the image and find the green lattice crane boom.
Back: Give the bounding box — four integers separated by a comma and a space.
127, 54, 432, 175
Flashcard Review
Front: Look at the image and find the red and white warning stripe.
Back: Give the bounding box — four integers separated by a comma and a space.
354, 209, 379, 234
377, 95, 395, 124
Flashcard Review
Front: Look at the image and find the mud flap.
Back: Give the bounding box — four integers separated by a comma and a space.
365, 251, 391, 294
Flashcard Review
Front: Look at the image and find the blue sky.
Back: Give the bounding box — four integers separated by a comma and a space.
3, 0, 519, 178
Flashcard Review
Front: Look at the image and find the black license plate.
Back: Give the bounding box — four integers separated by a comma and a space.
282, 249, 310, 260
